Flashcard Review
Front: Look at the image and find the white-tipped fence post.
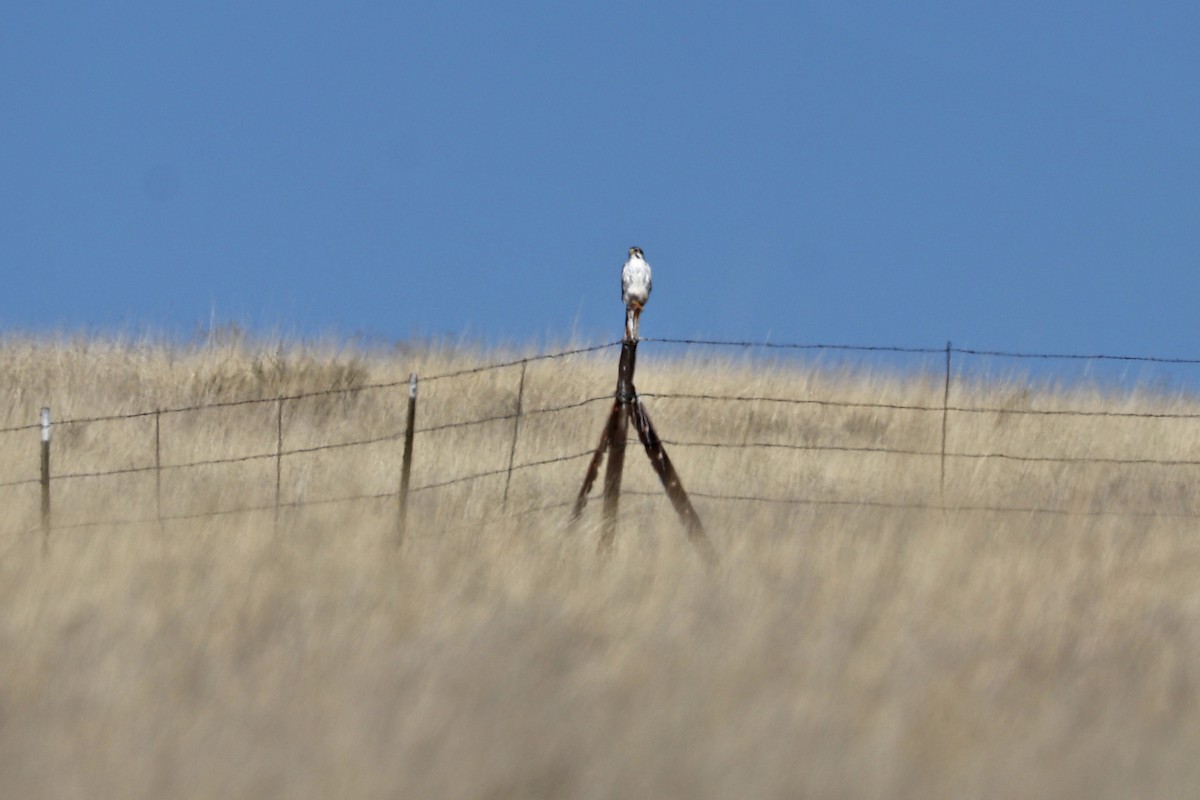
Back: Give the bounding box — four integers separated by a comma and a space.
40, 407, 51, 537
398, 373, 418, 544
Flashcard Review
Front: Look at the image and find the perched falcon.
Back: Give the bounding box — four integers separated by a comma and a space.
621, 246, 652, 341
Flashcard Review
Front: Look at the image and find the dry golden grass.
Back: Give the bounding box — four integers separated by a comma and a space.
2, 334, 1199, 798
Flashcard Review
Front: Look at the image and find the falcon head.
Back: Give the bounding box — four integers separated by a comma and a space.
628, 246, 644, 259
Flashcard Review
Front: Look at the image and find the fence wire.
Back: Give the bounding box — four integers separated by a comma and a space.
5, 336, 1200, 531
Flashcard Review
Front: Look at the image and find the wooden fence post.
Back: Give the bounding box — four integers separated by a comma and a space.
502, 359, 527, 511
597, 340, 636, 551
40, 407, 50, 539
398, 373, 418, 544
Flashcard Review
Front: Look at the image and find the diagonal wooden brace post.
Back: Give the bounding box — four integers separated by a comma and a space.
630, 396, 716, 564
572, 399, 618, 522
598, 400, 628, 551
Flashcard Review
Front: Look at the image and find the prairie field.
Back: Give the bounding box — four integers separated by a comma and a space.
1, 334, 1199, 798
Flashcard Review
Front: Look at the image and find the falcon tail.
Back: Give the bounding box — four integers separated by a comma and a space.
625, 304, 643, 342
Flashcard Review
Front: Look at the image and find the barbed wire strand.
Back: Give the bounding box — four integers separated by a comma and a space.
409, 450, 595, 493
660, 439, 938, 457
657, 438, 1200, 468
420, 341, 621, 384
48, 490, 398, 532
643, 337, 1200, 365
0, 476, 41, 489
641, 337, 942, 355
642, 392, 943, 413
0, 422, 41, 435
415, 395, 611, 435
626, 490, 1199, 520
953, 346, 1200, 365
644, 392, 1200, 421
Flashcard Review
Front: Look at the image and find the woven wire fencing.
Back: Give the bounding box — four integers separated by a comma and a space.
4, 337, 1200, 536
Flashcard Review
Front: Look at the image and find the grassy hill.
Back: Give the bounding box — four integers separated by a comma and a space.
1, 335, 1198, 798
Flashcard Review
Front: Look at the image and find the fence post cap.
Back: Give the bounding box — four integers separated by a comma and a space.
408, 373, 418, 399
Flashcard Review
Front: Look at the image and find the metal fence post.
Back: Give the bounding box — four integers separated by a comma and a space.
502, 359, 527, 511
40, 407, 51, 539
940, 341, 952, 503
398, 373, 418, 544
155, 409, 163, 532
274, 397, 284, 533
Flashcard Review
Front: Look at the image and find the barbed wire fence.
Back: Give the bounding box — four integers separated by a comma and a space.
4, 337, 1200, 540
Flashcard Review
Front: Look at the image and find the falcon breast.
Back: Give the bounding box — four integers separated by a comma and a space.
622, 247, 651, 309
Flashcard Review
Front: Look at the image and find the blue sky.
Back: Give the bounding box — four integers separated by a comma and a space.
3, 3, 1198, 359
